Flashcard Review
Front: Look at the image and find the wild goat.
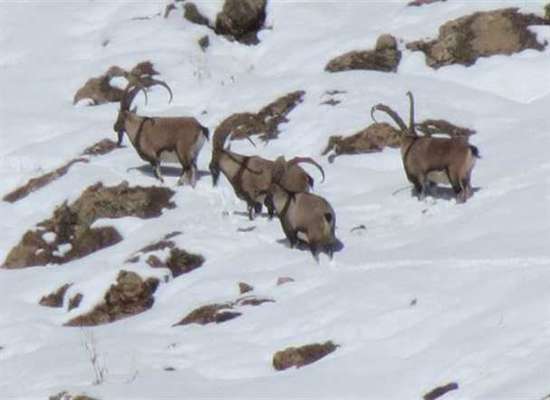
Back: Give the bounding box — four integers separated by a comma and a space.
209, 129, 325, 220
113, 81, 209, 186
267, 156, 337, 259
371, 92, 480, 203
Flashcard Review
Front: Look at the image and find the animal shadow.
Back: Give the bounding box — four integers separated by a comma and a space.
129, 164, 211, 180
424, 184, 481, 201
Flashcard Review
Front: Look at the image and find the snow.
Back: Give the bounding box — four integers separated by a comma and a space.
1, 0, 550, 399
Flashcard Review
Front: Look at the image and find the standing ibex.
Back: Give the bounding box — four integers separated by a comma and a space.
371, 92, 480, 203
267, 156, 337, 260
209, 129, 325, 220
114, 81, 209, 186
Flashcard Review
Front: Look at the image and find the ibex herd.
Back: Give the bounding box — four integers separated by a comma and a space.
87, 71, 479, 260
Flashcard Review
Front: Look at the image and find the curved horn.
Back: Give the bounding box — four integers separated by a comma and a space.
289, 156, 325, 183
370, 103, 409, 134
149, 79, 173, 104
406, 91, 417, 136
121, 84, 148, 111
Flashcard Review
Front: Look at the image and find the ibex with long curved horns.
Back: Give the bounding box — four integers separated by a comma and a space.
371, 92, 480, 203
267, 156, 337, 260
209, 129, 325, 220
113, 80, 209, 186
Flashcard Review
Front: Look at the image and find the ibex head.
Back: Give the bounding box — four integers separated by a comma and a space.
209, 130, 256, 186
113, 79, 173, 146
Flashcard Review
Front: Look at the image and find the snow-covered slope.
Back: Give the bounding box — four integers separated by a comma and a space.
1, 1, 550, 399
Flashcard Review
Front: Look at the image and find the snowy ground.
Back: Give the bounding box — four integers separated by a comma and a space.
1, 1, 550, 399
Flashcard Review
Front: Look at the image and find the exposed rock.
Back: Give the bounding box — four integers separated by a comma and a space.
3, 138, 120, 204
215, 90, 305, 142
322, 122, 401, 163
184, 2, 211, 26
2, 182, 175, 269
73, 60, 160, 106
198, 34, 210, 51
39, 283, 72, 308
128, 233, 204, 279
276, 276, 295, 286
407, 8, 550, 69
326, 34, 401, 73
81, 138, 119, 156
272, 341, 338, 371
174, 295, 274, 326
68, 293, 83, 311
49, 391, 100, 400
215, 0, 267, 45
408, 0, 447, 6
174, 303, 241, 326
423, 382, 459, 400
2, 158, 88, 203
65, 271, 159, 327
415, 119, 476, 137
238, 282, 254, 294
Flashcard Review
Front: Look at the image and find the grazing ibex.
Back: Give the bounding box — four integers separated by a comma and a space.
113, 81, 209, 186
267, 156, 337, 260
371, 92, 480, 203
209, 129, 325, 220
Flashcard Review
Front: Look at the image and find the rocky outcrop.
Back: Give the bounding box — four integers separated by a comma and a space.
215, 0, 267, 45
73, 61, 160, 105
272, 341, 338, 371
408, 0, 447, 6
2, 182, 175, 269
182, 0, 267, 45
65, 271, 159, 327
68, 293, 83, 311
3, 138, 119, 204
407, 8, 550, 69
238, 282, 254, 294
174, 295, 274, 326
326, 34, 401, 73
423, 382, 459, 400
39, 284, 72, 308
322, 122, 401, 163
49, 392, 100, 400
128, 232, 204, 279
215, 90, 305, 142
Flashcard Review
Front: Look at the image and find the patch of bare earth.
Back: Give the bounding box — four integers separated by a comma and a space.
214, 91, 305, 142
2, 182, 175, 269
272, 341, 338, 371
39, 283, 72, 308
3, 138, 119, 204
174, 295, 274, 326
407, 8, 550, 68
65, 270, 159, 327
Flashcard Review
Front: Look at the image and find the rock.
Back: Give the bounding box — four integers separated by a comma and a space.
326, 34, 401, 73
39, 284, 72, 308
81, 138, 119, 156
238, 282, 254, 294
2, 182, 175, 269
423, 382, 459, 400
215, 90, 305, 142
174, 303, 241, 326
65, 271, 159, 327
184, 2, 211, 26
49, 391, 100, 400
215, 0, 267, 45
407, 8, 550, 69
276, 277, 294, 286
408, 0, 447, 6
68, 293, 83, 311
73, 61, 161, 106
272, 341, 338, 371
198, 34, 210, 51
235, 296, 274, 306
321, 122, 401, 163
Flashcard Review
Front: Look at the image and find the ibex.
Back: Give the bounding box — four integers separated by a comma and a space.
113, 81, 209, 186
371, 92, 480, 203
209, 129, 325, 220
267, 156, 337, 260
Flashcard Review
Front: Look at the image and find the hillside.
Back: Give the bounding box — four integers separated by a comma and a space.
1, 1, 550, 399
